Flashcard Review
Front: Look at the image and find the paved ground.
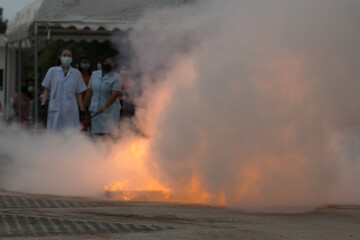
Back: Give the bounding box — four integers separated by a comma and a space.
0, 190, 359, 239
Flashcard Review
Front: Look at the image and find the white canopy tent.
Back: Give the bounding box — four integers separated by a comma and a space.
4, 0, 190, 124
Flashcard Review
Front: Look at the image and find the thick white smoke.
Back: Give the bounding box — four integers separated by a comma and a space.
0, 124, 148, 197
1, 0, 360, 209
128, 0, 360, 207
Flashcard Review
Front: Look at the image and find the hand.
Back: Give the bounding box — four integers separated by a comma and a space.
79, 110, 86, 122
99, 106, 107, 113
40, 105, 47, 119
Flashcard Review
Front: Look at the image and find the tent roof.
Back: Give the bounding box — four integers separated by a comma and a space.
5, 0, 188, 43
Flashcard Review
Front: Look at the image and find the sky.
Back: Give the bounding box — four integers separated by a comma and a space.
0, 0, 36, 21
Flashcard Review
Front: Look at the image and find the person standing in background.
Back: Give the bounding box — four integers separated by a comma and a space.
13, 79, 32, 127
27, 78, 35, 99
96, 59, 102, 71
78, 56, 92, 132
40, 47, 87, 131
78, 56, 92, 91
84, 55, 122, 136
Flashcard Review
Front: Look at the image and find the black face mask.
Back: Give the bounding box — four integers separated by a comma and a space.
102, 64, 112, 72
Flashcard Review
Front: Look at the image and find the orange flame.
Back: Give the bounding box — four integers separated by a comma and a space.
103, 57, 226, 205
103, 54, 312, 207
104, 138, 172, 201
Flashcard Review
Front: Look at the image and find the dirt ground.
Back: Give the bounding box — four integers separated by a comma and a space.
0, 190, 359, 240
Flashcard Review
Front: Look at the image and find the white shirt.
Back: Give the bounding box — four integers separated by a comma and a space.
42, 66, 87, 131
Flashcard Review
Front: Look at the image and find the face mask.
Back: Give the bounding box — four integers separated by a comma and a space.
97, 63, 102, 70
102, 64, 112, 72
28, 86, 34, 92
61, 57, 72, 66
80, 63, 90, 70
120, 70, 129, 76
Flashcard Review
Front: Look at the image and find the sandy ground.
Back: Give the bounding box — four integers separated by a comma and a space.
0, 190, 359, 239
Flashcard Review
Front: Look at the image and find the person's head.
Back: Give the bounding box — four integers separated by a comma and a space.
27, 78, 35, 93
20, 79, 29, 93
100, 54, 120, 73
28, 78, 34, 86
20, 79, 29, 88
120, 65, 130, 77
78, 56, 91, 73
58, 47, 73, 67
96, 58, 102, 70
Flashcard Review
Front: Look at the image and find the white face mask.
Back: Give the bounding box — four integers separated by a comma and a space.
80, 63, 90, 70
97, 63, 102, 70
61, 57, 72, 66
120, 70, 129, 76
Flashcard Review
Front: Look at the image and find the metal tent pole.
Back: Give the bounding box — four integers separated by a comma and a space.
4, 43, 8, 121
17, 41, 22, 123
34, 22, 39, 126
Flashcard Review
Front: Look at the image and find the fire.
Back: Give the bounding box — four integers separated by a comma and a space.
169, 176, 227, 205
103, 57, 226, 205
104, 174, 226, 205
104, 180, 171, 201
104, 180, 130, 192
104, 138, 172, 201
104, 142, 210, 203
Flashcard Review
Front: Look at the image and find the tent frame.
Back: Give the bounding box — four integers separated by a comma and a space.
6, 22, 123, 126
34, 22, 39, 125
4, 0, 190, 126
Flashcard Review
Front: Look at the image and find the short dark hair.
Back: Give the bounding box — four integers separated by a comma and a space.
100, 54, 120, 69
78, 55, 90, 64
57, 47, 73, 65
58, 47, 72, 57
77, 55, 92, 74
21, 78, 29, 85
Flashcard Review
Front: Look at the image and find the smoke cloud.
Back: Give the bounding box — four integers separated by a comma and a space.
1, 0, 360, 209
128, 0, 360, 207
0, 124, 151, 198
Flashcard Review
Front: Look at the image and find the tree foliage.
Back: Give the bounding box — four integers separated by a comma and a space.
0, 8, 7, 33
